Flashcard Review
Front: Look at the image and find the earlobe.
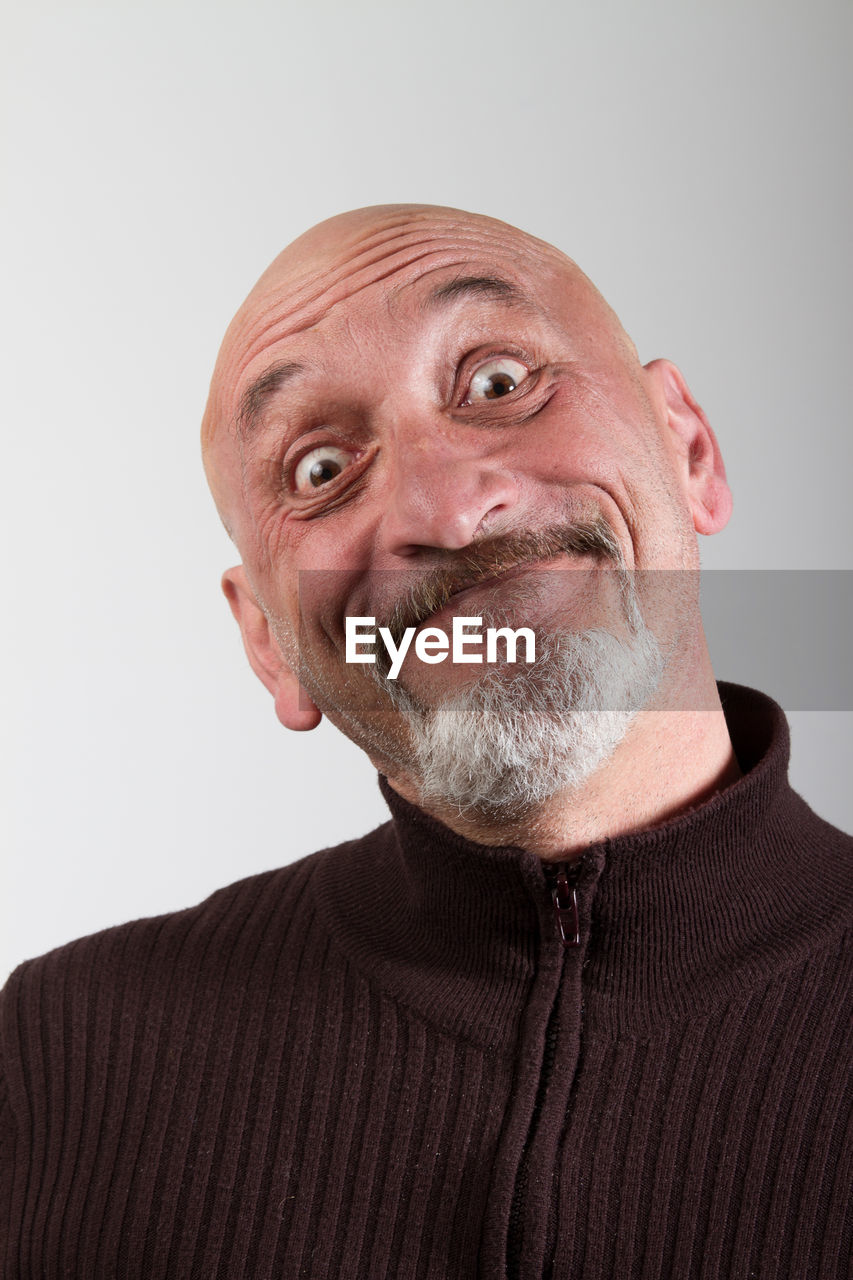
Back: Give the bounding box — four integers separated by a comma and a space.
272, 668, 324, 732
221, 566, 322, 732
644, 359, 733, 535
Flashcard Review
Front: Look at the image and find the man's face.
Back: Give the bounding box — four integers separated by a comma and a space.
203, 206, 725, 797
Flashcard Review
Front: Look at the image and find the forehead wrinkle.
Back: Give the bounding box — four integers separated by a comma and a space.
229, 246, 439, 395
267, 229, 514, 328
291, 211, 539, 282
334, 207, 483, 250
241, 217, 544, 352
266, 226, 500, 322
229, 236, 512, 392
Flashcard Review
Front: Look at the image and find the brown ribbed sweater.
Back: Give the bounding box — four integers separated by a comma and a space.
1, 683, 851, 1279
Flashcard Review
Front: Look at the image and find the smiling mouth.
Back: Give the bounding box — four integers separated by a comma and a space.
381, 556, 554, 652
372, 517, 622, 652
419, 555, 574, 629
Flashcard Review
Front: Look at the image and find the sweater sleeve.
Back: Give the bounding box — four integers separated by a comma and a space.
0, 952, 72, 1276
0, 1075, 18, 1276
0, 970, 25, 1278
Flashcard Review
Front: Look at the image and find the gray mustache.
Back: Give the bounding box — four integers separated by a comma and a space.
376, 516, 621, 651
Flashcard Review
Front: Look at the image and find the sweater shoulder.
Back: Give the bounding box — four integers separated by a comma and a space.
0, 820, 394, 1036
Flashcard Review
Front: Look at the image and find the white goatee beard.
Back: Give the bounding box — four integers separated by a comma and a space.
382, 588, 665, 821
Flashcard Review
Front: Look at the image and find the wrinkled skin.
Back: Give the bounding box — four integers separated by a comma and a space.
201, 204, 738, 854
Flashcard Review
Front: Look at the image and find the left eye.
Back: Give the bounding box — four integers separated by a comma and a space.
293, 445, 355, 493
466, 357, 529, 402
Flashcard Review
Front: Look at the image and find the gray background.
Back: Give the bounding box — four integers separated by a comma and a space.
2, 0, 851, 982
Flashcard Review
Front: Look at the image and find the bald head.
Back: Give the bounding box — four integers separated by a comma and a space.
201, 204, 637, 541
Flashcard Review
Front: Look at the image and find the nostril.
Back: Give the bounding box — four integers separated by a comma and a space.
380, 457, 520, 558
474, 499, 513, 540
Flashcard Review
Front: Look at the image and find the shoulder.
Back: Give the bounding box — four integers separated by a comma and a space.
3, 854, 309, 1009
0, 820, 394, 1057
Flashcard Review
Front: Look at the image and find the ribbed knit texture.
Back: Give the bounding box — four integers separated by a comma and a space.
1, 683, 850, 1278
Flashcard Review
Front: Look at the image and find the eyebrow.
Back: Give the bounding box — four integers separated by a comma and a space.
426, 274, 526, 308
237, 360, 305, 439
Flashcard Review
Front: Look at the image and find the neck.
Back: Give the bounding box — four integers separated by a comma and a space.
384, 644, 741, 861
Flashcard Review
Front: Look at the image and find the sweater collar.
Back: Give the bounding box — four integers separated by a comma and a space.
313, 683, 845, 1046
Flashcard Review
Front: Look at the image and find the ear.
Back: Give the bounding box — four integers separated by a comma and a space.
644, 359, 732, 535
221, 566, 322, 732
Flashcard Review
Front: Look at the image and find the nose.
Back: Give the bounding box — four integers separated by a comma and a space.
378, 436, 520, 558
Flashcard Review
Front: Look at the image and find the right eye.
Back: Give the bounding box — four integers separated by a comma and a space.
293, 445, 356, 494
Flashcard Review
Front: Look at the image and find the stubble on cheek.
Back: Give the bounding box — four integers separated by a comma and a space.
262, 595, 420, 770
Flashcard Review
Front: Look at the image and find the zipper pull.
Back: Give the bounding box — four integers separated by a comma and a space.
550, 862, 581, 948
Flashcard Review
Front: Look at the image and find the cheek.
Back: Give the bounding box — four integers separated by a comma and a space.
502, 380, 694, 568
274, 528, 375, 666
505, 383, 628, 489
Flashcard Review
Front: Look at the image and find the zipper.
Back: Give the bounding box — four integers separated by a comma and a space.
505, 860, 583, 1277
550, 860, 582, 948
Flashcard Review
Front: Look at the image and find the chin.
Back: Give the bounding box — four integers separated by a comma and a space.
380, 618, 665, 819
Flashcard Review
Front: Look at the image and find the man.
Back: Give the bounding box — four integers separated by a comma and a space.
2, 206, 850, 1278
